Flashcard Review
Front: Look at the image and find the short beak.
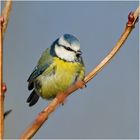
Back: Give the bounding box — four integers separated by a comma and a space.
76, 50, 82, 57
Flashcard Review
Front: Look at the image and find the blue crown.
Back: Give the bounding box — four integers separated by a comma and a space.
63, 34, 80, 46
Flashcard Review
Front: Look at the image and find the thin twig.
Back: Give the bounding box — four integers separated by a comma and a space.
0, 16, 4, 140
4, 109, 12, 118
0, 0, 12, 139
2, 0, 12, 37
20, 6, 140, 139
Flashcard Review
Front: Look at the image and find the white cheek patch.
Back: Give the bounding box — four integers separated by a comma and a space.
55, 45, 76, 62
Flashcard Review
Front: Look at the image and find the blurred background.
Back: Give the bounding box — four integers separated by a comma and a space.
2, 1, 139, 139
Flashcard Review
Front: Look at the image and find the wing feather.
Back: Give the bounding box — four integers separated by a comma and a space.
27, 48, 54, 89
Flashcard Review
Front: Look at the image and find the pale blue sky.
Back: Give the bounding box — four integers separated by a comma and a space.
2, 1, 139, 139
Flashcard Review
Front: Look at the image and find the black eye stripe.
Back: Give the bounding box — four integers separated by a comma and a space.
64, 46, 73, 51
56, 42, 76, 53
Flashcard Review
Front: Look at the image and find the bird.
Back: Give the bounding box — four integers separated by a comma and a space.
27, 34, 85, 107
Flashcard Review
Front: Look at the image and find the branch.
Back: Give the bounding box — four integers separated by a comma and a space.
0, 16, 4, 140
1, 0, 12, 37
20, 6, 140, 139
0, 0, 12, 139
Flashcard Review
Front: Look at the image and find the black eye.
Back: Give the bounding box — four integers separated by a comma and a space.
67, 47, 72, 51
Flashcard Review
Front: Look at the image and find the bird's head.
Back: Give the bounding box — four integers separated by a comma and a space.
54, 34, 82, 62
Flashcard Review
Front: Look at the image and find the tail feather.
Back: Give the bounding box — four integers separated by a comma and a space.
27, 90, 39, 107
28, 82, 34, 90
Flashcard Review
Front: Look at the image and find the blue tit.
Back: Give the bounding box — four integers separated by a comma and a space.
27, 34, 85, 106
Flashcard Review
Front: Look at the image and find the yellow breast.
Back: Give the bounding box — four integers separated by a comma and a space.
37, 57, 84, 99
